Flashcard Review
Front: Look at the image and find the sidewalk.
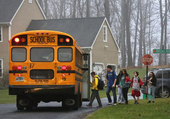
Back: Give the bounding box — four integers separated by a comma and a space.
86, 92, 143, 108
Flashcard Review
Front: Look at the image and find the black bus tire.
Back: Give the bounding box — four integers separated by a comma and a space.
17, 95, 24, 110
17, 95, 34, 110
79, 94, 82, 107
73, 95, 79, 110
17, 107, 24, 111
62, 95, 79, 110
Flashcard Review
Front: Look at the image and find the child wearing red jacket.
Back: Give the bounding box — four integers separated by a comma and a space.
131, 71, 143, 104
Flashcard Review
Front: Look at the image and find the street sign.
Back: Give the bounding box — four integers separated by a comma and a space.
142, 54, 153, 65
153, 49, 170, 53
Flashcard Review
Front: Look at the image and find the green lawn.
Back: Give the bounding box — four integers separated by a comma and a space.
126, 68, 147, 79
0, 89, 16, 104
86, 98, 170, 119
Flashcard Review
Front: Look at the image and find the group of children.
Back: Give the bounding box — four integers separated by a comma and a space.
87, 65, 157, 107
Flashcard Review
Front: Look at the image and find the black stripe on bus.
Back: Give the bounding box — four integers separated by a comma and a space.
57, 70, 82, 76
9, 70, 83, 76
9, 70, 27, 73
75, 64, 83, 70
75, 77, 83, 82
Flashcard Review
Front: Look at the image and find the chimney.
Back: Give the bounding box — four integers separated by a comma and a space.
28, 0, 32, 3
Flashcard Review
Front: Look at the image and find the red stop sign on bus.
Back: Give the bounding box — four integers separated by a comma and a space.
142, 54, 153, 65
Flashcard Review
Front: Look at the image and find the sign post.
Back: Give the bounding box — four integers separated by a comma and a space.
153, 49, 170, 98
142, 54, 153, 99
142, 54, 153, 77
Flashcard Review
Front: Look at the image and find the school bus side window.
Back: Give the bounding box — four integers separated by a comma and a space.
12, 48, 26, 62
58, 48, 72, 62
30, 48, 54, 62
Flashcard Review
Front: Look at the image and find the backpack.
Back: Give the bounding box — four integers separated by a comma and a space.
132, 77, 141, 88
107, 71, 119, 85
97, 77, 104, 90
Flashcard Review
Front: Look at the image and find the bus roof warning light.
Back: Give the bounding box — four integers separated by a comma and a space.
14, 38, 20, 43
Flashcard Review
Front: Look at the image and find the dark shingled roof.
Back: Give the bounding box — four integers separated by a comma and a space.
26, 17, 105, 47
0, 0, 23, 23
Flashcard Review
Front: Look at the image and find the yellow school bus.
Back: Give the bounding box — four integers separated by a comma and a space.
9, 30, 90, 110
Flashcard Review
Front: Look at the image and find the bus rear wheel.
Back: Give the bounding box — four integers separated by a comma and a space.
17, 107, 24, 111
17, 95, 34, 111
62, 95, 79, 110
79, 94, 82, 107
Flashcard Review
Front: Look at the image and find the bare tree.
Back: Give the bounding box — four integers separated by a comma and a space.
125, 0, 133, 67
159, 0, 164, 65
164, 0, 168, 64
72, 0, 77, 18
138, 0, 143, 66
104, 0, 111, 25
120, 0, 126, 67
133, 0, 140, 65
86, 0, 90, 17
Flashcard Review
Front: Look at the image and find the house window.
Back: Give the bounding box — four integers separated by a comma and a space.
0, 27, 2, 42
28, 0, 32, 3
0, 59, 3, 78
103, 25, 107, 42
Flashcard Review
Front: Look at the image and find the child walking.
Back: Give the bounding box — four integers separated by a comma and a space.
119, 69, 131, 105
117, 71, 125, 104
86, 72, 102, 108
131, 71, 143, 104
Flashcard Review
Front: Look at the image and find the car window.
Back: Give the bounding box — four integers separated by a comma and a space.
164, 71, 170, 78
156, 71, 162, 78
156, 71, 170, 78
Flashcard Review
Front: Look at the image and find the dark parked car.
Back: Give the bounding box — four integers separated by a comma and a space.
141, 68, 170, 98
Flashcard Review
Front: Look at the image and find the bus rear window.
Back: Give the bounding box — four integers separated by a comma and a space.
12, 48, 26, 62
31, 48, 54, 62
58, 48, 72, 62
30, 69, 54, 79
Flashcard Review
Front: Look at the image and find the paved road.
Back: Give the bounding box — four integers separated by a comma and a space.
0, 98, 109, 119
0, 93, 143, 119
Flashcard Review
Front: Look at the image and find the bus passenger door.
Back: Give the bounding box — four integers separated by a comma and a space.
28, 46, 56, 85
82, 53, 90, 101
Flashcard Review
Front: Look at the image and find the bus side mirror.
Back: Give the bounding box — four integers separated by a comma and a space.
83, 55, 87, 61
82, 53, 89, 70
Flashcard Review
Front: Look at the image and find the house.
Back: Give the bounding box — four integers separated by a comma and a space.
27, 17, 120, 79
0, 0, 46, 78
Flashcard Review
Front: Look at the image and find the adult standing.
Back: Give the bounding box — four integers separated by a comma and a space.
146, 72, 157, 103
105, 65, 117, 105
117, 70, 125, 104
119, 69, 131, 105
